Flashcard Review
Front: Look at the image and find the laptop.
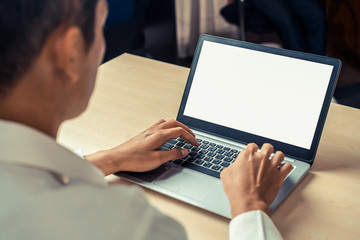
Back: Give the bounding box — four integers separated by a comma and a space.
116, 34, 341, 218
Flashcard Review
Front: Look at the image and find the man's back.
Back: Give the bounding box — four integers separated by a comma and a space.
0, 120, 186, 240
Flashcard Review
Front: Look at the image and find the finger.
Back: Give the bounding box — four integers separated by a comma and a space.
158, 119, 196, 138
153, 148, 188, 163
154, 127, 198, 146
271, 151, 285, 167
260, 143, 274, 160
279, 162, 293, 179
246, 143, 259, 153
237, 143, 258, 166
150, 119, 166, 128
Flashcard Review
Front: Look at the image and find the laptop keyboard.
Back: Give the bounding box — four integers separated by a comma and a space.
161, 137, 240, 178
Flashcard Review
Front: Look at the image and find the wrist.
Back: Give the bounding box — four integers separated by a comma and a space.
229, 197, 270, 218
85, 149, 123, 176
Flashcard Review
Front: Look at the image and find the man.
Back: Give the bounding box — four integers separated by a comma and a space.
0, 0, 293, 239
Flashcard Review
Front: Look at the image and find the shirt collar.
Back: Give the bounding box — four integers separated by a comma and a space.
0, 119, 107, 186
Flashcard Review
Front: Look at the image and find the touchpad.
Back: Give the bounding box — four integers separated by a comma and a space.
154, 168, 219, 201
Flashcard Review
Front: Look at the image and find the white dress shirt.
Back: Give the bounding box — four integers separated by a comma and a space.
0, 119, 282, 239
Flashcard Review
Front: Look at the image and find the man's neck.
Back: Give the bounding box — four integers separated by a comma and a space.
0, 85, 61, 139
0, 107, 59, 139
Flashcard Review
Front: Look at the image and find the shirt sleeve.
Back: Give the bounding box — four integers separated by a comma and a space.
229, 210, 283, 240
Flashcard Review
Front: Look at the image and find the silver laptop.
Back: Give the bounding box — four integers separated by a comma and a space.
116, 35, 341, 218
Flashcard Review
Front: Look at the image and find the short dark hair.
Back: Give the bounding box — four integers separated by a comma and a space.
0, 0, 99, 97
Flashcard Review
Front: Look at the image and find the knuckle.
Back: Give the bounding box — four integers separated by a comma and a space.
177, 148, 185, 157
264, 143, 274, 151
276, 151, 285, 158
144, 132, 153, 138
173, 147, 181, 155
285, 162, 292, 167
270, 145, 275, 152
168, 119, 177, 124
153, 130, 166, 139
248, 143, 257, 148
242, 148, 251, 156
174, 126, 184, 134
144, 129, 155, 138
247, 143, 258, 150
154, 119, 166, 127
284, 162, 292, 169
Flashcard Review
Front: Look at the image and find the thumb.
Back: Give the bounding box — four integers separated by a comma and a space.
279, 162, 293, 180
157, 148, 188, 163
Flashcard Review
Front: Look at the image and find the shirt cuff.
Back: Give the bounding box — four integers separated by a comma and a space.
74, 149, 84, 159
74, 149, 105, 177
229, 210, 283, 240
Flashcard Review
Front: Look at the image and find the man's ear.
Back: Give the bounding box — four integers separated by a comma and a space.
51, 26, 85, 83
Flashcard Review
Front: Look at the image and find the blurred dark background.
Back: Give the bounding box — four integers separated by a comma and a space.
103, 0, 177, 63
104, 0, 360, 109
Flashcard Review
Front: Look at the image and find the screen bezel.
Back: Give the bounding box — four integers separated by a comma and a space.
176, 35, 341, 165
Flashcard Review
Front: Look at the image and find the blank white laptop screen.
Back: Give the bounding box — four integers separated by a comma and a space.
184, 40, 334, 150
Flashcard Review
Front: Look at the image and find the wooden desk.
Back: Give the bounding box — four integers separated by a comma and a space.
58, 53, 360, 240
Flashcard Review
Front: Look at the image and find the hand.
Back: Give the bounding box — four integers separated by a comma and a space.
85, 119, 199, 175
220, 143, 293, 218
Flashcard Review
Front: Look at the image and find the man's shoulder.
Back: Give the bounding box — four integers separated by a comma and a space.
0, 163, 187, 240
0, 160, 148, 214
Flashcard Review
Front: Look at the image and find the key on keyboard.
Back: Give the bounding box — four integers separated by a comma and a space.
161, 137, 240, 178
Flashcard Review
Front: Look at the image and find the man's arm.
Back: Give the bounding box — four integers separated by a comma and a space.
221, 143, 293, 239
85, 119, 199, 175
